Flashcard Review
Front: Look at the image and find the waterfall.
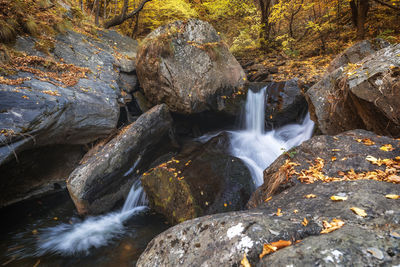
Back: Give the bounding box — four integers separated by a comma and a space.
36, 179, 147, 255
229, 86, 314, 187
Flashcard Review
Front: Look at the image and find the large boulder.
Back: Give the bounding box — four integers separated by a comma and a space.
137, 180, 400, 266
141, 133, 253, 224
136, 19, 246, 115
248, 129, 399, 207
306, 43, 400, 137
67, 104, 173, 215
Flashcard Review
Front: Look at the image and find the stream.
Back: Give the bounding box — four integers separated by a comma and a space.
0, 86, 313, 266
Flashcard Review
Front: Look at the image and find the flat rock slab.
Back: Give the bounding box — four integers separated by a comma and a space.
137, 180, 400, 266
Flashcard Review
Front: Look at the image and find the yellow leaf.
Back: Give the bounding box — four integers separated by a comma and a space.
241, 254, 251, 267
332, 149, 341, 152
320, 218, 345, 234
304, 194, 317, 199
385, 194, 399, 199
330, 195, 348, 201
356, 138, 375, 146
293, 209, 299, 214
380, 144, 394, 151
32, 229, 38, 235
224, 203, 228, 207
350, 207, 367, 217
264, 196, 272, 202
301, 218, 308, 226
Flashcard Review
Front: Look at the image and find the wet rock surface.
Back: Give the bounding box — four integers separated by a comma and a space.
67, 104, 173, 215
264, 78, 308, 130
141, 133, 253, 225
137, 180, 400, 266
249, 129, 399, 206
136, 19, 246, 115
0, 29, 139, 206
307, 43, 400, 137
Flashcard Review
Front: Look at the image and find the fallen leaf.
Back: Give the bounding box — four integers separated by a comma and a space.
331, 157, 337, 162
301, 218, 308, 226
241, 253, 251, 267
32, 229, 38, 235
385, 194, 399, 199
330, 195, 348, 201
332, 149, 341, 152
304, 194, 317, 199
293, 209, 299, 214
224, 203, 228, 207
276, 208, 283, 216
259, 240, 292, 259
320, 218, 345, 234
387, 175, 400, 183
264, 196, 272, 202
356, 138, 375, 146
350, 207, 367, 217
380, 144, 394, 151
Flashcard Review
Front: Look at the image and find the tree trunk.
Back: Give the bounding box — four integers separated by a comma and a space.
350, 0, 370, 40
93, 0, 100, 25
80, 0, 83, 10
357, 0, 369, 39
104, 0, 107, 19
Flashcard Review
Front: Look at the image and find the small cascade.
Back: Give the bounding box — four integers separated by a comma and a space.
230, 86, 314, 187
36, 179, 147, 255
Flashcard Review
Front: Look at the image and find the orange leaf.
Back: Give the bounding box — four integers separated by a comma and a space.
385, 194, 399, 199
276, 208, 283, 216
259, 240, 292, 259
301, 218, 308, 226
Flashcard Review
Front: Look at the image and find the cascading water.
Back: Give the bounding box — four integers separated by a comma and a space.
229, 86, 314, 187
36, 179, 148, 255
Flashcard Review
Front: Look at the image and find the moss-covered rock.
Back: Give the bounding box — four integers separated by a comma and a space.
141, 133, 253, 224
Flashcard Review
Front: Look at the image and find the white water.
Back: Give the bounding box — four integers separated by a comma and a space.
36, 179, 148, 255
229, 87, 314, 187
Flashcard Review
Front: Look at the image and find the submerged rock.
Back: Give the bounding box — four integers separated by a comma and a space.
137, 180, 400, 266
307, 43, 400, 137
136, 19, 246, 115
67, 104, 173, 215
141, 133, 253, 224
248, 129, 399, 207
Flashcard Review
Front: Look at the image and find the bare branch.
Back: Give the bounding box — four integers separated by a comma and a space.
104, 0, 152, 29
372, 0, 400, 11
